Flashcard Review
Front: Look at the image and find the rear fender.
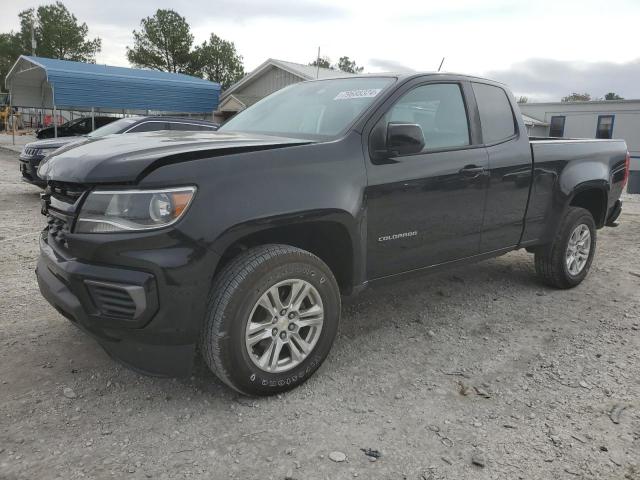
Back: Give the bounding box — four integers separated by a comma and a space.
542, 179, 609, 243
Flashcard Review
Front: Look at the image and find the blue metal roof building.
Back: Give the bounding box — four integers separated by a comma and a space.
5, 56, 220, 113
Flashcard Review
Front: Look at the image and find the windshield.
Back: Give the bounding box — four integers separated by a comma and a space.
220, 77, 395, 139
87, 117, 138, 138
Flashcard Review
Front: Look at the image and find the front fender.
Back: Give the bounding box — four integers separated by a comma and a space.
210, 208, 360, 255
209, 208, 365, 289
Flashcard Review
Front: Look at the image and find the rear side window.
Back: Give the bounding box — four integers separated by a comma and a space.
384, 83, 470, 151
549, 116, 566, 137
472, 83, 517, 144
169, 122, 206, 131
96, 118, 114, 127
128, 122, 169, 133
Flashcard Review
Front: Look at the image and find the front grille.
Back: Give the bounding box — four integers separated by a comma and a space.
23, 147, 41, 156
85, 280, 147, 321
47, 214, 70, 245
48, 182, 87, 203
43, 182, 89, 247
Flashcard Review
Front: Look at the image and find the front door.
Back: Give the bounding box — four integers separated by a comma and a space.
365, 81, 489, 279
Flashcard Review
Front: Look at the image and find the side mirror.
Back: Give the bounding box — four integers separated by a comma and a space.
386, 122, 425, 156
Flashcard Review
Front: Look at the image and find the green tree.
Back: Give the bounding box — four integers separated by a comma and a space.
604, 92, 623, 100
309, 56, 332, 69
192, 34, 244, 89
1, 3, 100, 89
17, 2, 101, 61
127, 9, 194, 73
337, 56, 363, 73
0, 33, 22, 91
561, 92, 591, 102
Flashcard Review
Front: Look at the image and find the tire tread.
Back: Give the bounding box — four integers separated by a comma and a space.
201, 244, 337, 394
534, 207, 596, 289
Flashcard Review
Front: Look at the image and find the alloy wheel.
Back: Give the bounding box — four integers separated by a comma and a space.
245, 279, 324, 373
566, 224, 591, 276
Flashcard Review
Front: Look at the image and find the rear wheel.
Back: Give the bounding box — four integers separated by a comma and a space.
534, 207, 596, 289
201, 244, 341, 396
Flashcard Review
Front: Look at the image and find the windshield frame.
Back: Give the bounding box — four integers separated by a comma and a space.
86, 117, 139, 138
219, 76, 398, 141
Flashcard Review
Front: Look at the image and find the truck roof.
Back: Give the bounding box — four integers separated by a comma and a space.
302, 72, 505, 86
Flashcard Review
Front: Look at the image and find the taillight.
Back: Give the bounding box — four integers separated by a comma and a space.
623, 151, 630, 187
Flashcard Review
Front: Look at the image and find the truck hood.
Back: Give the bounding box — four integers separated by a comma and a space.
39, 130, 312, 184
26, 136, 85, 151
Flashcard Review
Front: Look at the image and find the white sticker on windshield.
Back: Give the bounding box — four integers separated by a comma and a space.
334, 89, 382, 100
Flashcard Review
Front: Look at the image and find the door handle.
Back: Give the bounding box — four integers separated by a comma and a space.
459, 165, 487, 178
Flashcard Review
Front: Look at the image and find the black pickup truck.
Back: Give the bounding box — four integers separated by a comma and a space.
36, 73, 629, 396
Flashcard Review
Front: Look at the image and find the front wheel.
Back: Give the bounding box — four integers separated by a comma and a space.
201, 244, 341, 396
534, 207, 596, 289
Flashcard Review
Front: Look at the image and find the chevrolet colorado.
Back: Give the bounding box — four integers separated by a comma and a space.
36, 73, 629, 396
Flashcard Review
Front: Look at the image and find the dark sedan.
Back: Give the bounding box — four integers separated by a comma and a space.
20, 116, 219, 187
36, 116, 117, 139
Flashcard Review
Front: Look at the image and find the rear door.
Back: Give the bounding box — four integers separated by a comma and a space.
471, 82, 533, 252
365, 79, 490, 279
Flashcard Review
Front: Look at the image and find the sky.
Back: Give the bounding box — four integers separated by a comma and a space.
4, 0, 640, 101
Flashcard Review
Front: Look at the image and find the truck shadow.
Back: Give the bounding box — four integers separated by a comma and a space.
192, 251, 545, 394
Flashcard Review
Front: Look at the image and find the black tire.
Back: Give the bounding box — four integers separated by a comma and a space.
534, 207, 596, 289
201, 244, 341, 396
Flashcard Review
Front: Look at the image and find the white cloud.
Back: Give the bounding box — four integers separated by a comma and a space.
487, 58, 640, 101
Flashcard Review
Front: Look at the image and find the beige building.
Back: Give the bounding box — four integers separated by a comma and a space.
520, 99, 640, 157
214, 58, 352, 123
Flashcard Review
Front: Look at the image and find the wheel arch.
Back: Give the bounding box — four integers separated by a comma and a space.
211, 209, 362, 294
567, 181, 609, 228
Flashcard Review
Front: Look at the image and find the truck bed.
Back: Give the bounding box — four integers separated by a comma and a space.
521, 137, 628, 246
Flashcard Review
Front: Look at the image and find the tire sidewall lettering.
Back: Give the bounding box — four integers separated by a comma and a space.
251, 355, 320, 389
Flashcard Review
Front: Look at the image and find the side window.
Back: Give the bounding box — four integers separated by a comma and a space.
472, 83, 517, 144
169, 122, 202, 131
383, 83, 470, 151
128, 122, 169, 133
596, 115, 614, 139
72, 119, 89, 133
549, 116, 566, 137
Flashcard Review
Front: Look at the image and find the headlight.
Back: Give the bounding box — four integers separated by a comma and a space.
75, 186, 196, 233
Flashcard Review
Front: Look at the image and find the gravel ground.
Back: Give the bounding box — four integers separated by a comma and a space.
0, 147, 639, 480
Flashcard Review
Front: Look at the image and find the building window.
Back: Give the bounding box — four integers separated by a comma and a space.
596, 115, 614, 139
549, 116, 566, 137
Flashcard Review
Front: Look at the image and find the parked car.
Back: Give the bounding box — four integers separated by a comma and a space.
20, 116, 219, 187
36, 116, 117, 139
36, 74, 629, 396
